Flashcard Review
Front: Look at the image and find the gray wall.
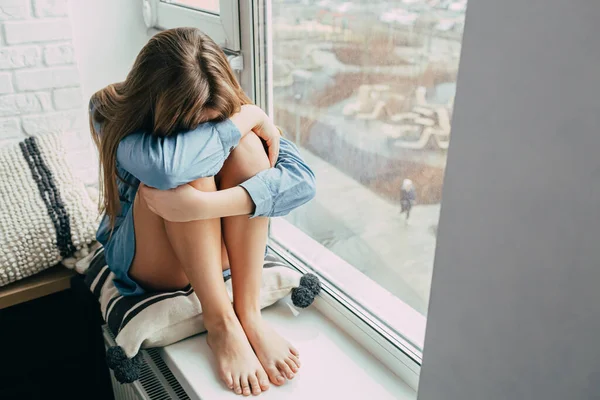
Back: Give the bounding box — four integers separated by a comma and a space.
418, 1, 600, 399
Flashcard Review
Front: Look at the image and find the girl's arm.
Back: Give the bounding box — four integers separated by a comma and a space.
139, 137, 316, 221
139, 183, 254, 221
116, 120, 238, 190
91, 102, 279, 190
239, 137, 316, 217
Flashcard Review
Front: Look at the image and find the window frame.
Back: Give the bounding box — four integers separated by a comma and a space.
154, 0, 241, 51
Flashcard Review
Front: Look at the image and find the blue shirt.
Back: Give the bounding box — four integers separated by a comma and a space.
90, 102, 316, 295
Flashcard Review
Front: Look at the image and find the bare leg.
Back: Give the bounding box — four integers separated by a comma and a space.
218, 132, 301, 386
129, 179, 269, 396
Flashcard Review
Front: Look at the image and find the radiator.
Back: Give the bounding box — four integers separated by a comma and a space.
102, 325, 190, 400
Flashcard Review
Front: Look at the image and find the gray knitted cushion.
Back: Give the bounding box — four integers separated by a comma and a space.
0, 133, 98, 286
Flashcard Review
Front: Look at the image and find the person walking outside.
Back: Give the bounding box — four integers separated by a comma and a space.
400, 179, 416, 220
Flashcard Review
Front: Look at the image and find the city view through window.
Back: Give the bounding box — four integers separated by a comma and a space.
271, 0, 467, 315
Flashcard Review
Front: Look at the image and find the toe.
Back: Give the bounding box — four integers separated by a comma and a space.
277, 360, 295, 380
266, 365, 285, 386
290, 345, 300, 357
241, 377, 252, 397
285, 357, 299, 373
233, 376, 243, 395
257, 370, 270, 391
221, 372, 234, 389
248, 374, 261, 396
290, 354, 301, 368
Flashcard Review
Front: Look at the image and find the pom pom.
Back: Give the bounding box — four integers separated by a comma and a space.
113, 362, 141, 384
291, 274, 321, 308
132, 352, 145, 368
106, 346, 144, 384
291, 286, 314, 308
300, 274, 321, 296
106, 346, 127, 370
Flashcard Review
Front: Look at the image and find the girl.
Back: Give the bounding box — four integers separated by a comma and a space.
90, 28, 316, 396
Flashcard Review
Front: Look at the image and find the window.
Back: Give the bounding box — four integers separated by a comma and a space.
154, 0, 240, 50
261, 0, 467, 357
164, 0, 220, 14
150, 0, 468, 387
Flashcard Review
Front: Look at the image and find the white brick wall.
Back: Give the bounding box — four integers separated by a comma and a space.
0, 45, 41, 69
0, 0, 95, 183
52, 87, 82, 110
0, 116, 20, 137
43, 43, 74, 65
4, 19, 72, 44
0, 92, 51, 116
0, 0, 30, 21
14, 66, 80, 91
33, 0, 68, 18
22, 109, 86, 134
0, 72, 14, 93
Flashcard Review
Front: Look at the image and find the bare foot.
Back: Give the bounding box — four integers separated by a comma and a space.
206, 315, 270, 396
239, 313, 301, 386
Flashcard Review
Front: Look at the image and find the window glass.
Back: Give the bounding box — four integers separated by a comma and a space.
269, 0, 467, 317
162, 0, 220, 14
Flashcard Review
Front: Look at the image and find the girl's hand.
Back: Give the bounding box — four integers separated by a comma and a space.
251, 109, 280, 167
139, 183, 205, 222
233, 105, 280, 167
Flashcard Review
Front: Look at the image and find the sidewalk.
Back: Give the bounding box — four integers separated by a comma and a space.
284, 148, 441, 315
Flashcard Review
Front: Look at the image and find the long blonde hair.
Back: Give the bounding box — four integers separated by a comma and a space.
90, 27, 251, 228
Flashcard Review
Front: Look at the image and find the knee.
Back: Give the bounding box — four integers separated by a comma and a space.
219, 132, 270, 189
236, 132, 271, 172
188, 176, 217, 192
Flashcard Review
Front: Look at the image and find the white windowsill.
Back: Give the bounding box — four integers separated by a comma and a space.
271, 218, 427, 352
159, 297, 417, 400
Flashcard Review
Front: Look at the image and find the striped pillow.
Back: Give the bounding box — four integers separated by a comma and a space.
79, 247, 320, 383
0, 133, 98, 286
